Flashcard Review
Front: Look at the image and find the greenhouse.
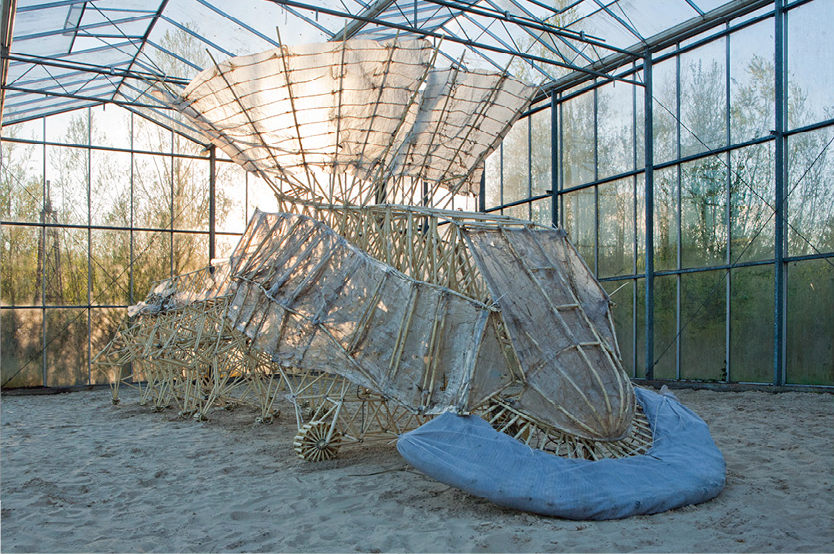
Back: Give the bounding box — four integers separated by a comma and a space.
1, 0, 831, 391
1, 1, 833, 552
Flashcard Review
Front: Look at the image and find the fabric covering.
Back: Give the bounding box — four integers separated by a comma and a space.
225, 210, 514, 415
165, 39, 536, 204
397, 387, 725, 520
461, 225, 634, 441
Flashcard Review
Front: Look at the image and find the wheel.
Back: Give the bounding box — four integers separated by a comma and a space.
293, 421, 341, 462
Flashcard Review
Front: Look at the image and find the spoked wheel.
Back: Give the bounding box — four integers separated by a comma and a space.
293, 421, 342, 462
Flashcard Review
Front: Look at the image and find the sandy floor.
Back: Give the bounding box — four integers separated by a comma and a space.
1, 386, 832, 553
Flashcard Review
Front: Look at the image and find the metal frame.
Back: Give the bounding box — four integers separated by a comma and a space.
2, 0, 832, 389
0, 107, 251, 388
481, 0, 833, 387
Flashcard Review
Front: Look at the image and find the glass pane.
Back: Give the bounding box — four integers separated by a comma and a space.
681, 155, 728, 268
730, 143, 775, 263
172, 156, 209, 232
91, 229, 130, 306
530, 108, 552, 197
1, 118, 42, 142
163, 0, 276, 56
680, 25, 725, 49
635, 173, 646, 274
604, 279, 635, 377
45, 109, 88, 145
146, 18, 211, 81
654, 165, 678, 271
730, 19, 775, 144
484, 150, 501, 210
134, 153, 172, 230
652, 57, 678, 165
0, 308, 44, 387
598, 178, 635, 278
635, 277, 646, 378
502, 118, 529, 206
91, 150, 131, 228
90, 307, 127, 385
1, 225, 40, 306
635, 73, 645, 169
45, 307, 88, 387
132, 230, 171, 297
680, 38, 727, 157
530, 197, 551, 227
46, 145, 89, 226
680, 270, 727, 381
504, 203, 528, 221
174, 129, 204, 157
247, 174, 278, 216
730, 265, 774, 384
89, 105, 131, 150
173, 232, 209, 275
562, 91, 594, 188
562, 188, 595, 268
48, 226, 89, 306
652, 274, 678, 379
787, 126, 834, 257
1, 133, 44, 223
787, 1, 834, 130
786, 259, 834, 385
597, 81, 635, 179
133, 113, 173, 153
216, 162, 248, 234
216, 234, 243, 259
451, 193, 477, 213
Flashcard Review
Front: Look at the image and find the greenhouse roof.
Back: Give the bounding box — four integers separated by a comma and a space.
1, 0, 771, 143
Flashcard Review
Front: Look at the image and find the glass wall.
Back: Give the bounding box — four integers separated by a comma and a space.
483, 0, 833, 386
2, 0, 831, 389
0, 106, 275, 388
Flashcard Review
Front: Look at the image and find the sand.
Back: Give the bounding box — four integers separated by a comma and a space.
1, 386, 832, 553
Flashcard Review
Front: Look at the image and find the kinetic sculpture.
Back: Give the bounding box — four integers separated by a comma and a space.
95, 38, 724, 517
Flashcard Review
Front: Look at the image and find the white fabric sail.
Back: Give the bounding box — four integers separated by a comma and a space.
163, 39, 536, 204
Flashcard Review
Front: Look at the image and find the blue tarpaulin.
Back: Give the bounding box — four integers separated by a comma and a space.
397, 387, 725, 520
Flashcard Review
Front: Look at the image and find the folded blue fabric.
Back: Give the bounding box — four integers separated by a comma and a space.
397, 387, 725, 520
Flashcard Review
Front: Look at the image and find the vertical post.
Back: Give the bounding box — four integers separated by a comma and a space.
42, 116, 47, 387
593, 86, 599, 277
209, 144, 216, 269
550, 89, 559, 228
725, 24, 732, 382
129, 112, 134, 306
478, 171, 486, 213
527, 115, 532, 221
127, 112, 135, 384
170, 128, 174, 278
644, 51, 655, 380
499, 142, 504, 215
674, 49, 682, 380
773, 0, 787, 386
87, 107, 92, 385
632, 62, 639, 377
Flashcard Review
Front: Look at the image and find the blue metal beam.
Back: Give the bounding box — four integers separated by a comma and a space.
144, 39, 202, 73
643, 50, 655, 380
773, 0, 786, 386
14, 14, 156, 42
109, 0, 169, 104
551, 89, 558, 228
